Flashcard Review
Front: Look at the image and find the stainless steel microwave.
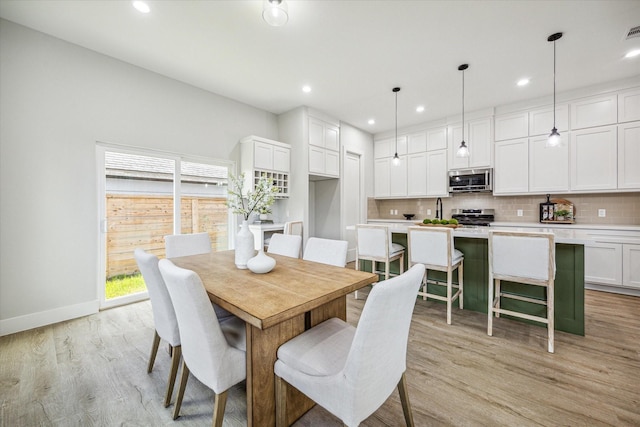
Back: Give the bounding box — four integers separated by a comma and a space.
448, 168, 493, 193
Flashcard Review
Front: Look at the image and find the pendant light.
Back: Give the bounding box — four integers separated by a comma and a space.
263, 0, 288, 27
456, 64, 470, 158
547, 32, 563, 147
392, 87, 401, 166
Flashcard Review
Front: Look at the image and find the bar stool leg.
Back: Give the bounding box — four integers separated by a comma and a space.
446, 268, 452, 325
495, 279, 501, 318
458, 262, 464, 309
548, 283, 555, 353
487, 276, 494, 336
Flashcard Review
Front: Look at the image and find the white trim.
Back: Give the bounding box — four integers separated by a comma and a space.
101, 291, 150, 310
0, 300, 99, 337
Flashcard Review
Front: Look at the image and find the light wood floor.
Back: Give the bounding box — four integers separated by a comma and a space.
1, 288, 639, 426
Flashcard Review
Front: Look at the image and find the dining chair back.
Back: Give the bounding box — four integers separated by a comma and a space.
274, 264, 425, 427
302, 237, 348, 267
134, 248, 181, 408
283, 220, 303, 237
355, 224, 405, 299
267, 233, 302, 258
488, 230, 556, 353
407, 226, 464, 325
164, 232, 211, 258
158, 259, 247, 425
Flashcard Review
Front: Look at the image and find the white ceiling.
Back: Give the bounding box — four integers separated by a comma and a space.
1, 0, 639, 134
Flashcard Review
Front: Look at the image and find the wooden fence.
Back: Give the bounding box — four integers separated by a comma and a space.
106, 194, 228, 278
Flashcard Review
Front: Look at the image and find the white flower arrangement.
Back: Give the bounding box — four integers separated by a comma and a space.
226, 173, 278, 221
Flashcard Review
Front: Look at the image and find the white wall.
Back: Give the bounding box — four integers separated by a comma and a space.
0, 20, 279, 335
341, 123, 374, 197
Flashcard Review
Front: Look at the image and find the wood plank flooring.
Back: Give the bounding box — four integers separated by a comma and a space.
1, 288, 639, 426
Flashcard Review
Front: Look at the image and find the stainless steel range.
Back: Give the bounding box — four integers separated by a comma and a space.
451, 209, 495, 226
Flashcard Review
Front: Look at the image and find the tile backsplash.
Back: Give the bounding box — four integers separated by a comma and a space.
368, 192, 640, 225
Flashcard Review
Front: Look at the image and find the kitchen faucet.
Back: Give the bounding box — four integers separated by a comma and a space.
435, 197, 443, 220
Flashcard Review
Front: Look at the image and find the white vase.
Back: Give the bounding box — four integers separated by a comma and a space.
247, 249, 276, 274
235, 220, 255, 269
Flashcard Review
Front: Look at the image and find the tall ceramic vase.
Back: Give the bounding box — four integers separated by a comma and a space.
235, 219, 255, 269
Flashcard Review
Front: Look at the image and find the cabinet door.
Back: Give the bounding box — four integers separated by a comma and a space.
324, 150, 340, 177
571, 94, 617, 129
570, 126, 617, 191
585, 243, 622, 286
309, 118, 325, 148
309, 146, 325, 174
529, 134, 569, 193
618, 88, 640, 123
375, 138, 393, 159
623, 244, 640, 289
325, 124, 340, 151
529, 104, 569, 136
494, 138, 528, 194
426, 126, 447, 151
273, 146, 290, 172
618, 122, 640, 189
407, 152, 427, 197
389, 156, 407, 197
469, 118, 493, 168
448, 124, 468, 170
253, 141, 274, 170
426, 149, 448, 197
407, 132, 427, 154
495, 112, 528, 141
374, 158, 390, 197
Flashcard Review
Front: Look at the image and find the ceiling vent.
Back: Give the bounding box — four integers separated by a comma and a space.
626, 25, 640, 40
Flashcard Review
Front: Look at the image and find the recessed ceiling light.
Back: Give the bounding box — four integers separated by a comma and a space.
416, 105, 425, 113
368, 119, 375, 125
132, 1, 150, 13
517, 78, 530, 87
624, 49, 640, 59
302, 85, 312, 93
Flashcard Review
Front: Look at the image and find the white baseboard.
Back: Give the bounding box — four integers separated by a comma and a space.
585, 283, 640, 297
0, 300, 100, 337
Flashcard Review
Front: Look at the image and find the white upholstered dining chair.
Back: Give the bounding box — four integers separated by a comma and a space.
134, 248, 181, 408
274, 264, 425, 427
267, 233, 302, 258
302, 237, 348, 267
158, 259, 247, 425
407, 226, 464, 325
488, 230, 556, 353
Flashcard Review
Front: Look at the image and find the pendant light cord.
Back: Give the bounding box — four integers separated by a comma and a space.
395, 89, 398, 154
553, 38, 556, 127
462, 68, 465, 141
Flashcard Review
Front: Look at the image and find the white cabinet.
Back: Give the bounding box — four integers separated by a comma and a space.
374, 136, 409, 198
425, 149, 448, 197
494, 112, 528, 141
407, 132, 427, 154
389, 156, 408, 197
529, 104, 569, 136
240, 136, 291, 198
618, 88, 640, 123
308, 117, 340, 178
426, 126, 448, 151
618, 122, 640, 189
494, 138, 529, 194
407, 152, 427, 196
570, 94, 617, 129
623, 244, 640, 289
529, 134, 570, 193
570, 125, 617, 191
585, 243, 623, 286
448, 117, 493, 170
374, 158, 391, 198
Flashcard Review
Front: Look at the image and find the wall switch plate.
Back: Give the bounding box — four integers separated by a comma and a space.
394, 209, 398, 215
517, 209, 523, 217
598, 209, 606, 217
427, 209, 432, 216
390, 209, 394, 215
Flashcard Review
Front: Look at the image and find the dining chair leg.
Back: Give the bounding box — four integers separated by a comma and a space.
275, 375, 288, 427
173, 360, 190, 420
354, 258, 360, 300
212, 390, 228, 427
397, 372, 415, 427
164, 345, 181, 407
147, 330, 161, 373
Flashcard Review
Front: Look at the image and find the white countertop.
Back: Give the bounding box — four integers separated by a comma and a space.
248, 222, 285, 231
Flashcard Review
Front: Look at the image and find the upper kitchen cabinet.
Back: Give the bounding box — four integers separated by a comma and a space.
425, 149, 449, 197
570, 94, 617, 130
494, 111, 528, 141
448, 117, 493, 170
374, 136, 408, 198
570, 125, 617, 191
494, 138, 529, 194
308, 116, 340, 178
618, 87, 640, 123
375, 136, 407, 158
618, 121, 640, 189
426, 126, 448, 151
240, 136, 291, 197
529, 134, 569, 193
407, 132, 427, 154
529, 104, 569, 136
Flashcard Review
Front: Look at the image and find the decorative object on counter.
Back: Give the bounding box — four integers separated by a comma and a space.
540, 194, 575, 224
403, 213, 415, 220
546, 32, 563, 148
392, 87, 401, 166
417, 218, 460, 228
227, 172, 278, 268
247, 249, 276, 274
456, 63, 470, 158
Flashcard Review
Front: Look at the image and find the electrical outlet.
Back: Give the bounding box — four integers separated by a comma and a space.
394, 209, 398, 215
598, 209, 606, 217
390, 209, 394, 215
517, 209, 523, 217
427, 209, 432, 216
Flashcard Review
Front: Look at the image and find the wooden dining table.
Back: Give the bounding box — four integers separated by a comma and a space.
171, 250, 378, 427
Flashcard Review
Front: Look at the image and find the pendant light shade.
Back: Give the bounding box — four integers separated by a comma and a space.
547, 32, 563, 147
456, 64, 470, 158
392, 87, 401, 166
263, 0, 288, 27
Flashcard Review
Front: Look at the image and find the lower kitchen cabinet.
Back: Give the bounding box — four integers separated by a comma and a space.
623, 244, 640, 289
585, 241, 640, 290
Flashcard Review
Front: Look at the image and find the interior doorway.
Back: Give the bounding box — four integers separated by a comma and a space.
343, 150, 363, 262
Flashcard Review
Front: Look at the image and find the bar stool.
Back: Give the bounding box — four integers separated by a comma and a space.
355, 224, 405, 299
407, 226, 463, 325
488, 230, 555, 353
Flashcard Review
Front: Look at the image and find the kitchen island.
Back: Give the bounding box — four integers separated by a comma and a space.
357, 221, 592, 335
